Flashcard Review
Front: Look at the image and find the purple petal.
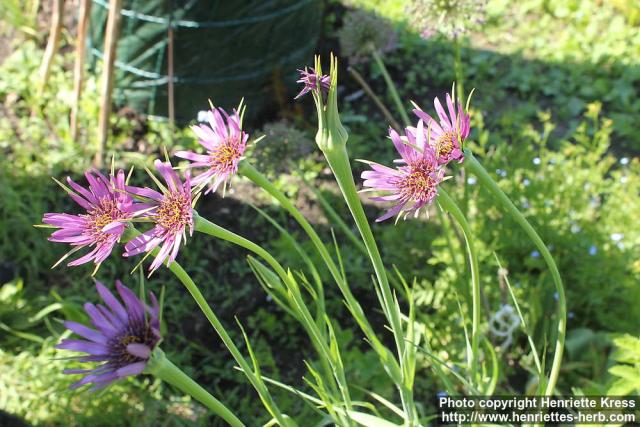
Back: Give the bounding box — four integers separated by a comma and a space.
116, 361, 147, 378
95, 281, 128, 323
63, 321, 108, 344
126, 343, 151, 359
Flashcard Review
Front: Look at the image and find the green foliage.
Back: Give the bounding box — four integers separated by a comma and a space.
608, 334, 640, 395
1, 0, 639, 423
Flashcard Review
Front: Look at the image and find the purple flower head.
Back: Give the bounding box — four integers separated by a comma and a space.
124, 160, 194, 273
413, 92, 470, 165
56, 280, 160, 391
361, 121, 445, 222
176, 107, 249, 195
42, 170, 144, 268
295, 67, 331, 100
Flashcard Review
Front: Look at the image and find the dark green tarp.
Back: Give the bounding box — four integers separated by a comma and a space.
88, 0, 322, 123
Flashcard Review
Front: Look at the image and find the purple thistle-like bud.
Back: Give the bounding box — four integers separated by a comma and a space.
295, 67, 331, 100
124, 160, 194, 273
56, 280, 161, 391
360, 121, 445, 222
42, 170, 146, 268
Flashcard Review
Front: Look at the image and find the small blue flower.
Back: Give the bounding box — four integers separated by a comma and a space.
589, 245, 597, 256
533, 157, 541, 165
568, 312, 575, 319
553, 292, 559, 301
620, 157, 629, 165
496, 169, 507, 177
523, 178, 531, 186
467, 176, 477, 185
436, 391, 448, 399
570, 224, 581, 234
531, 250, 540, 259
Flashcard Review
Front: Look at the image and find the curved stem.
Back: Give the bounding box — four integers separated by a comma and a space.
437, 189, 480, 387
193, 214, 354, 420
371, 50, 410, 127
464, 150, 565, 396
122, 228, 289, 426
146, 349, 245, 427
239, 162, 382, 349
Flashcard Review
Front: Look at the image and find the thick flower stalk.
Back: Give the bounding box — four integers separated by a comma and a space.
56, 280, 160, 390
297, 55, 419, 424
361, 121, 445, 221
413, 93, 470, 165
124, 160, 194, 273
42, 169, 145, 268
176, 106, 248, 195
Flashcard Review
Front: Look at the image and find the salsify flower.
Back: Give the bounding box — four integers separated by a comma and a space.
361, 121, 445, 222
295, 67, 331, 99
56, 280, 160, 390
413, 93, 470, 165
42, 170, 145, 268
175, 106, 249, 195
124, 160, 194, 273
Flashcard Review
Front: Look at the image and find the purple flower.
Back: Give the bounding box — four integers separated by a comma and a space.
361, 121, 445, 222
176, 107, 249, 195
124, 160, 194, 273
413, 93, 470, 165
295, 67, 331, 99
56, 280, 160, 390
43, 170, 144, 268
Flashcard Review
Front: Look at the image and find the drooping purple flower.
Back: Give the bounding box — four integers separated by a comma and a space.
413, 93, 470, 165
42, 170, 145, 268
56, 280, 160, 390
361, 121, 445, 222
295, 67, 331, 99
124, 160, 194, 273
175, 107, 249, 195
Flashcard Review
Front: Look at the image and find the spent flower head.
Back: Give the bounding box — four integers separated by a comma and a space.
338, 9, 396, 63
56, 280, 160, 390
296, 55, 348, 153
407, 0, 487, 39
42, 169, 145, 270
176, 104, 249, 195
295, 67, 331, 100
360, 121, 445, 222
124, 160, 194, 273
412, 90, 471, 165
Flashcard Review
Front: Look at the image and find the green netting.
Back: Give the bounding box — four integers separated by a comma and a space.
88, 0, 322, 123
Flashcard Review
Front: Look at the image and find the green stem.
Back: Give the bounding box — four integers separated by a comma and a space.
437, 189, 480, 387
239, 162, 380, 347
371, 50, 410, 127
453, 38, 465, 103
193, 214, 354, 420
146, 349, 245, 427
464, 150, 565, 396
322, 146, 418, 425
122, 228, 289, 426
166, 258, 289, 425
